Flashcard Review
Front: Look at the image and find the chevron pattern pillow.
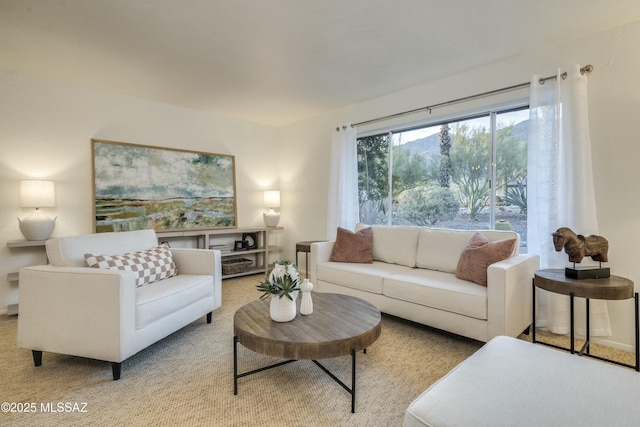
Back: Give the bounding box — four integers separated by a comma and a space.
85, 244, 178, 287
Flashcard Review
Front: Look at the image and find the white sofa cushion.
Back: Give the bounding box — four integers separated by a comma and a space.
136, 274, 213, 329
416, 228, 519, 273
384, 269, 488, 320
316, 260, 410, 294
357, 224, 421, 268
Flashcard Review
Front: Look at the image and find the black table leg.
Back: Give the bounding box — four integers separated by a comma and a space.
532, 280, 537, 343
351, 349, 356, 413
633, 292, 640, 371
233, 336, 238, 395
585, 298, 590, 355
570, 292, 575, 354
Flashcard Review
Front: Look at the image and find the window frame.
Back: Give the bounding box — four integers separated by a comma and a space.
356, 100, 530, 231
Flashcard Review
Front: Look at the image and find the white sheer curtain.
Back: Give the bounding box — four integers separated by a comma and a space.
326, 125, 359, 240
528, 64, 611, 336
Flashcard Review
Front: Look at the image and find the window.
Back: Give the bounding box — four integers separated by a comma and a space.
357, 107, 528, 251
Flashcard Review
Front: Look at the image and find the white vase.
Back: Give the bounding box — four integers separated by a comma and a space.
270, 293, 297, 322
300, 279, 313, 315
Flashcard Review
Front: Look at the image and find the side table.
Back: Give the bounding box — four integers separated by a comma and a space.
295, 240, 325, 278
532, 268, 638, 370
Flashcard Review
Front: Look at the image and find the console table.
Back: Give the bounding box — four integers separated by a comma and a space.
158, 227, 283, 279
532, 268, 638, 370
295, 240, 325, 278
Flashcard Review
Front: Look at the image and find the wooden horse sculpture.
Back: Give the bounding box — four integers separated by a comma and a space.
551, 227, 609, 264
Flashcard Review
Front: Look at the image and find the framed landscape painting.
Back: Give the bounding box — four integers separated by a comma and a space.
92, 139, 237, 233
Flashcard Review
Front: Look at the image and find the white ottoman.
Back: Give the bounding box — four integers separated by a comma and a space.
404, 336, 640, 427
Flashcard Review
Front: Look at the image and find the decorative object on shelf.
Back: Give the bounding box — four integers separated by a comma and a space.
234, 240, 249, 251
300, 278, 313, 315
242, 232, 258, 250
256, 260, 300, 322
17, 180, 57, 241
552, 227, 610, 279
221, 258, 253, 275
263, 190, 280, 227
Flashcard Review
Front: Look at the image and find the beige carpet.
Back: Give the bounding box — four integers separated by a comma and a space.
0, 276, 634, 426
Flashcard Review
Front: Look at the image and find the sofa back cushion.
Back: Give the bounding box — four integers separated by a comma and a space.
416, 228, 519, 273
46, 229, 159, 267
356, 223, 421, 268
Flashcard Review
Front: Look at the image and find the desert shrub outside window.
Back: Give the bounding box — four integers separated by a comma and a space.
357, 107, 529, 252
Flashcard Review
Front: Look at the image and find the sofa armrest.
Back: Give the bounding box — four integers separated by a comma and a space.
309, 241, 335, 286
486, 253, 540, 340
170, 248, 222, 310
17, 265, 137, 362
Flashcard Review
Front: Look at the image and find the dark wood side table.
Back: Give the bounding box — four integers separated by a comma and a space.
533, 268, 638, 370
233, 293, 382, 412
295, 240, 326, 278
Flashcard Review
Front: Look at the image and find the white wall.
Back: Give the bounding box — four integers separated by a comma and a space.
279, 20, 640, 350
0, 71, 279, 311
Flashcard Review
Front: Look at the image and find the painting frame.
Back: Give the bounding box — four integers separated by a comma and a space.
92, 139, 237, 233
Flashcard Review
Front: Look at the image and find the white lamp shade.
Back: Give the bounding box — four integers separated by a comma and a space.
20, 180, 55, 208
263, 190, 280, 208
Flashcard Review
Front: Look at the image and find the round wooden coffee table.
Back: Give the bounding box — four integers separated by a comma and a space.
233, 292, 382, 413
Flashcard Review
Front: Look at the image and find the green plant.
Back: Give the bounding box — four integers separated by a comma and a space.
396, 185, 460, 226
504, 180, 527, 215
256, 260, 301, 300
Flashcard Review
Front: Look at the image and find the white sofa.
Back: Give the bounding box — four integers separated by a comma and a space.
310, 225, 539, 342
17, 229, 221, 380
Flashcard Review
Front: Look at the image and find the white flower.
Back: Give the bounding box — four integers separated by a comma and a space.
269, 263, 287, 284
286, 264, 299, 283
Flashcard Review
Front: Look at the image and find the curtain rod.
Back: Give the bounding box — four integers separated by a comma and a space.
338, 64, 593, 130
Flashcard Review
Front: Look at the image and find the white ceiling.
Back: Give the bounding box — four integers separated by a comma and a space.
2, 1, 640, 127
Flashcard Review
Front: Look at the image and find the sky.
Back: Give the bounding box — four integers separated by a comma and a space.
397, 109, 529, 145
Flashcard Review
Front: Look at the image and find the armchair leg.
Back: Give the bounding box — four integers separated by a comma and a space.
32, 350, 42, 367
112, 362, 121, 380
207, 312, 212, 324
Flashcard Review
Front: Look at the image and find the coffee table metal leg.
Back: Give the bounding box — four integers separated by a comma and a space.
311, 349, 358, 413
235, 339, 363, 412
351, 349, 356, 413
233, 336, 238, 395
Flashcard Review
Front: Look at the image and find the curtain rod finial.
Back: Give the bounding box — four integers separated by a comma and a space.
581, 64, 594, 74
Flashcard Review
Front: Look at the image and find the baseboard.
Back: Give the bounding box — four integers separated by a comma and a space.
591, 336, 635, 353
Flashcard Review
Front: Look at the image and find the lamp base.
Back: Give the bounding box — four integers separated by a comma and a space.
18, 210, 56, 241
263, 212, 280, 227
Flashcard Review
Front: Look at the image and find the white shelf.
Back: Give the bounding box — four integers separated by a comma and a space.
7, 239, 47, 248
6, 240, 47, 315
157, 227, 283, 280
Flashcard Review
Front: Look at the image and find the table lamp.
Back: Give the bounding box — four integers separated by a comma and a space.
263, 190, 280, 227
18, 180, 57, 240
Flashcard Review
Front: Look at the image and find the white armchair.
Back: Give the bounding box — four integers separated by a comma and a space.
17, 229, 221, 380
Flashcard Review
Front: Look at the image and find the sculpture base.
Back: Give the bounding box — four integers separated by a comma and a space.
565, 267, 610, 280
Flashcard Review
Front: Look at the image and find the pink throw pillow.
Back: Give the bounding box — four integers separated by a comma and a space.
456, 232, 515, 286
330, 227, 373, 263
